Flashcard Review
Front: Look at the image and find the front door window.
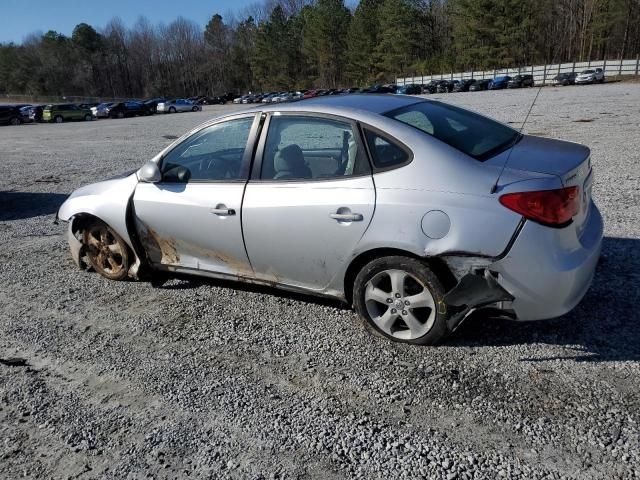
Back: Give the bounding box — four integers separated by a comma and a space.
161, 117, 255, 182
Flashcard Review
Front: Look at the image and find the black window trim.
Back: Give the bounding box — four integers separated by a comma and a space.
250, 111, 372, 184
156, 112, 262, 185
358, 122, 414, 173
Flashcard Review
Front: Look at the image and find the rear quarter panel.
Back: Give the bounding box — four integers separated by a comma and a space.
353, 116, 524, 259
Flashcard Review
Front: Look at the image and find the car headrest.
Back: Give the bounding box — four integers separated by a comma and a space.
274, 144, 310, 179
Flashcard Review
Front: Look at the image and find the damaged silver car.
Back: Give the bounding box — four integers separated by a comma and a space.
57, 95, 603, 345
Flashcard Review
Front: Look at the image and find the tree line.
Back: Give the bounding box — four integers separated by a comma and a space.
1, 0, 638, 99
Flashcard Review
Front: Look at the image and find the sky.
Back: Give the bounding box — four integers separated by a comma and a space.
0, 0, 259, 44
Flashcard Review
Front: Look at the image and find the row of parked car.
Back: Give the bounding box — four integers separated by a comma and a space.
228, 68, 607, 106
1, 68, 608, 126
231, 87, 376, 104
0, 97, 209, 126
401, 68, 606, 94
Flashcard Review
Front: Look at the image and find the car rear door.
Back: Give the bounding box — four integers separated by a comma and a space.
133, 113, 261, 275
242, 113, 375, 292
125, 101, 138, 116
68, 105, 80, 120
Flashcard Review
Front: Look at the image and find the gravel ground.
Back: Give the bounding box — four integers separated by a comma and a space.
1, 83, 639, 480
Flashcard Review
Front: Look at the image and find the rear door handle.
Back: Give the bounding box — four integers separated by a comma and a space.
210, 206, 236, 216
330, 213, 363, 222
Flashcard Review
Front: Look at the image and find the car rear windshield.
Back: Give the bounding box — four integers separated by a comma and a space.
386, 101, 520, 161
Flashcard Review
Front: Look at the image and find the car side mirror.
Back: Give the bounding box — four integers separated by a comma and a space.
137, 161, 162, 183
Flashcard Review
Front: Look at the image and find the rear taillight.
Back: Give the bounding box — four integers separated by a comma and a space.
499, 186, 579, 226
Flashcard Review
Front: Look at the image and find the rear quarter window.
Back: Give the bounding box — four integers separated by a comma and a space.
364, 129, 411, 170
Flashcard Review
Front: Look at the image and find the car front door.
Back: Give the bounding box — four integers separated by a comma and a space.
133, 114, 260, 276
242, 113, 375, 292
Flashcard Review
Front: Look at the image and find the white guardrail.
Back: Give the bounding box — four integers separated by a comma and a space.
396, 57, 640, 85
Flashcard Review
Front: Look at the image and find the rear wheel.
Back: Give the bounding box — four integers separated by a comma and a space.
84, 114, 92, 121
117, 111, 124, 119
353, 256, 451, 345
54, 115, 63, 123
9, 116, 20, 126
169, 107, 176, 113
192, 106, 198, 111
83, 220, 131, 281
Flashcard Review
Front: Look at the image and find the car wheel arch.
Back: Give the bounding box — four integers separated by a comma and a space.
343, 247, 456, 306
68, 213, 115, 263
68, 212, 145, 278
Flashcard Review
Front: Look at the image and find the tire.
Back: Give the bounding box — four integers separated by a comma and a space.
84, 114, 92, 121
117, 111, 124, 119
169, 107, 176, 113
9, 116, 20, 126
192, 106, 198, 112
54, 115, 63, 124
353, 256, 451, 345
83, 220, 131, 281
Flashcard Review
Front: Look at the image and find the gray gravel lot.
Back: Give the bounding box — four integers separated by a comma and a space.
1, 83, 639, 479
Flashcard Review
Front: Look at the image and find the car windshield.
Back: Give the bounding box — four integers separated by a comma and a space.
495, 76, 509, 81
386, 101, 520, 161
582, 70, 594, 74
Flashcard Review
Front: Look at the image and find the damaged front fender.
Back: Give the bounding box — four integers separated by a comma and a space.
58, 173, 142, 277
57, 174, 139, 252
66, 220, 84, 269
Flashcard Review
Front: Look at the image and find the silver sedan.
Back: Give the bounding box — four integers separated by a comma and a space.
57, 95, 602, 345
157, 99, 201, 113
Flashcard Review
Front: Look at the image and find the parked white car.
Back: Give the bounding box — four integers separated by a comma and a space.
157, 99, 201, 113
575, 68, 605, 84
91, 103, 114, 118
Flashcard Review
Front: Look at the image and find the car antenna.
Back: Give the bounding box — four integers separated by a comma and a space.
490, 80, 544, 194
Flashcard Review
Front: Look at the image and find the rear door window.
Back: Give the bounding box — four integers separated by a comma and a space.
260, 116, 369, 181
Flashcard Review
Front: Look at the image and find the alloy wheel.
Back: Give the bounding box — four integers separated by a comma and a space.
84, 224, 128, 279
364, 269, 436, 340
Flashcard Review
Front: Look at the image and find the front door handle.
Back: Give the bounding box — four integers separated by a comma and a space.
330, 212, 363, 222
210, 205, 236, 216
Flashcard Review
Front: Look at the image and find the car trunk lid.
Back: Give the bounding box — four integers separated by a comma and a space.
491, 134, 593, 235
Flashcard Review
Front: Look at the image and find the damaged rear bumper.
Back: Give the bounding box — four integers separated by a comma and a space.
491, 204, 603, 321
441, 203, 603, 323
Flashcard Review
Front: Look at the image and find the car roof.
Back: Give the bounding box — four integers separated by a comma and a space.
261, 94, 421, 115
